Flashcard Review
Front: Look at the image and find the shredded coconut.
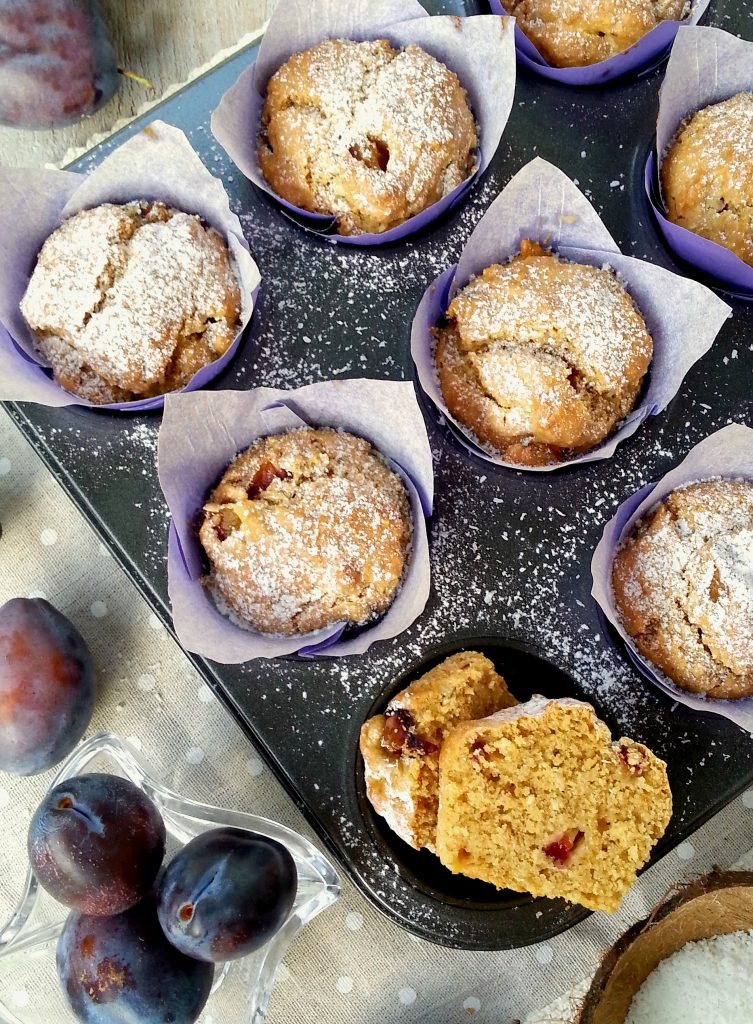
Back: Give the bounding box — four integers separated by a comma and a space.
626, 929, 753, 1024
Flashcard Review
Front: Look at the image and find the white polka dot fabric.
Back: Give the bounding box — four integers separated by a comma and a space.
3, 408, 753, 1024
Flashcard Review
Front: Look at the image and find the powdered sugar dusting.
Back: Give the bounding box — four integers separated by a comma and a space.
200, 428, 412, 636
20, 201, 241, 401
613, 479, 753, 698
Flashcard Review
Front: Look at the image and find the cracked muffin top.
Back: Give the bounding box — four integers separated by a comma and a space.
612, 479, 753, 700
198, 428, 413, 637
506, 0, 687, 68
257, 38, 477, 236
20, 201, 241, 404
661, 92, 753, 269
433, 240, 653, 467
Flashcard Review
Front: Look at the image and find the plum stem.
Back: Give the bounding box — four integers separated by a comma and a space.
118, 68, 155, 92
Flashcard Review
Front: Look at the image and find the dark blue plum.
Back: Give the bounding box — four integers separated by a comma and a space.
29, 773, 166, 915
157, 828, 297, 962
0, 597, 95, 775
0, 0, 119, 129
57, 895, 214, 1024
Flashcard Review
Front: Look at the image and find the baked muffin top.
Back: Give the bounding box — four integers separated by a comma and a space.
507, 0, 687, 68
612, 479, 753, 699
661, 92, 753, 269
258, 38, 477, 235
199, 428, 412, 637
434, 241, 653, 466
20, 201, 241, 405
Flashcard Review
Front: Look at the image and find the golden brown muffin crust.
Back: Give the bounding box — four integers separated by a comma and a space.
258, 38, 477, 236
360, 651, 517, 851
435, 697, 672, 913
199, 428, 412, 637
434, 241, 653, 466
661, 93, 753, 269
507, 0, 687, 68
20, 200, 241, 405
612, 479, 753, 699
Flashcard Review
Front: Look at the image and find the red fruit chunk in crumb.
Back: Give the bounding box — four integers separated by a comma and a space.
246, 461, 291, 498
543, 829, 584, 866
619, 743, 646, 775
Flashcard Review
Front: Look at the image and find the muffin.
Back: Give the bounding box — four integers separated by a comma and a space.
661, 93, 753, 269
198, 428, 412, 637
434, 241, 653, 467
360, 651, 517, 852
20, 201, 241, 405
507, 0, 688, 68
435, 696, 672, 913
612, 479, 753, 699
258, 38, 477, 236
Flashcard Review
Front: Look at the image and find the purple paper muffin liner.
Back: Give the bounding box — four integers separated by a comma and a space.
411, 157, 731, 473
591, 423, 753, 734
210, 0, 516, 247
158, 380, 434, 662
645, 26, 753, 296
0, 121, 261, 412
490, 0, 709, 85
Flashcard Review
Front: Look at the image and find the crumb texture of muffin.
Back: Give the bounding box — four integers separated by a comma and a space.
507, 0, 687, 68
360, 651, 517, 852
612, 479, 753, 699
20, 201, 241, 404
258, 38, 477, 236
199, 428, 412, 637
435, 696, 672, 913
661, 93, 753, 269
434, 241, 653, 467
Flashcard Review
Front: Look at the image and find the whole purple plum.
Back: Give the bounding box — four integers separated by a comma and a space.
29, 772, 166, 914
157, 827, 297, 962
0, 597, 95, 775
0, 0, 119, 128
57, 895, 214, 1024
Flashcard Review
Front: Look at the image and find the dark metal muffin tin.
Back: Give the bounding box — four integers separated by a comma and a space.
7, 0, 753, 950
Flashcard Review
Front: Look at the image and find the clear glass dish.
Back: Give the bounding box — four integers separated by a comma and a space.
0, 732, 340, 1024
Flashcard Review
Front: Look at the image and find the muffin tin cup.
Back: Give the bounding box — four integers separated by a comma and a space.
645, 26, 753, 297
489, 0, 710, 85
158, 379, 434, 662
411, 156, 731, 472
352, 633, 619, 947
0, 122, 261, 413
210, 0, 516, 246
591, 422, 753, 734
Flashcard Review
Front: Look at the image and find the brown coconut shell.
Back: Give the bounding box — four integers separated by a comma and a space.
578, 869, 753, 1023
